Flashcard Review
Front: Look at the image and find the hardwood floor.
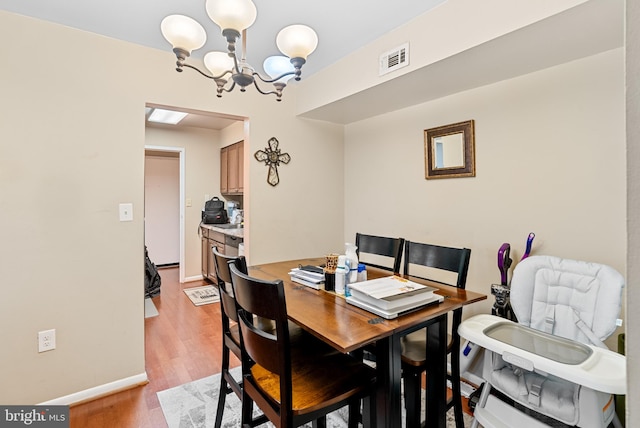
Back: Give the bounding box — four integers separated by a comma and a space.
69, 267, 237, 428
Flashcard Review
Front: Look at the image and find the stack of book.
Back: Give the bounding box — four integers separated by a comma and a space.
346, 276, 444, 319
288, 267, 325, 290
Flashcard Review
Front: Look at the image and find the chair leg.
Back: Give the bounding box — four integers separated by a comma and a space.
241, 388, 254, 428
450, 346, 465, 428
361, 396, 374, 428
403, 367, 422, 428
312, 416, 327, 428
347, 400, 360, 428
214, 346, 230, 428
214, 374, 227, 428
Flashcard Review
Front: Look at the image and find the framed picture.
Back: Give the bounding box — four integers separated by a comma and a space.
424, 120, 475, 179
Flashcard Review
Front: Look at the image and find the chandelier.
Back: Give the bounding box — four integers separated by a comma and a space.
161, 0, 318, 101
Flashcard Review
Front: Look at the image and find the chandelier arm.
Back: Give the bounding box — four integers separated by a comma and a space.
179, 63, 216, 80
181, 62, 231, 81
252, 79, 279, 96
229, 51, 244, 75
251, 80, 284, 101
253, 70, 298, 84
220, 81, 237, 94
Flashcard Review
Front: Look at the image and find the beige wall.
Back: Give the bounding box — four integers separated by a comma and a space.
220, 121, 244, 148
626, 0, 639, 423
296, 0, 587, 115
344, 48, 626, 348
144, 126, 221, 279
0, 11, 344, 404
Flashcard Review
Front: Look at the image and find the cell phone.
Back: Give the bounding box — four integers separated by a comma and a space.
299, 265, 324, 274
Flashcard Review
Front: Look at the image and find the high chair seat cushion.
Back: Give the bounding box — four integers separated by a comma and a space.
510, 256, 624, 346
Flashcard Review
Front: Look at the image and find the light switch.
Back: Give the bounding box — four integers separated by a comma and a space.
119, 203, 133, 221
186, 198, 192, 207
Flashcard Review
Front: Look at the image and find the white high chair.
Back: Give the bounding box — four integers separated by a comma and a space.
459, 255, 626, 428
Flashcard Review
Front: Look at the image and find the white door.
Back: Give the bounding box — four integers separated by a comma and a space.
144, 153, 180, 265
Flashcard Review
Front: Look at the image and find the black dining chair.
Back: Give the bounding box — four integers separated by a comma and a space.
355, 233, 405, 274
211, 248, 267, 428
229, 264, 377, 428
401, 241, 471, 428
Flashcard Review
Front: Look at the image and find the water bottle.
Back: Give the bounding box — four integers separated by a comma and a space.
335, 266, 347, 295
344, 259, 352, 297
345, 243, 359, 283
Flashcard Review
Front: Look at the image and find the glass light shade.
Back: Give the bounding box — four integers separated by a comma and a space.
204, 51, 235, 77
205, 0, 257, 32
160, 15, 207, 53
263, 56, 296, 83
276, 25, 318, 59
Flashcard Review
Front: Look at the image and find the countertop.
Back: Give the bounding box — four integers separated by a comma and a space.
201, 223, 244, 239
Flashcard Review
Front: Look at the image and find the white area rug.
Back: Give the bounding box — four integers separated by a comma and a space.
157, 366, 473, 427
144, 298, 159, 318
183, 285, 220, 306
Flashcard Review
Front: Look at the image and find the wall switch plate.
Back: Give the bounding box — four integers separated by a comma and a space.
119, 203, 133, 221
186, 198, 192, 207
38, 329, 56, 352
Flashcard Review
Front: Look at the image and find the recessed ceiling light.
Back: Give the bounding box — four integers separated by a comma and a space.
148, 108, 188, 125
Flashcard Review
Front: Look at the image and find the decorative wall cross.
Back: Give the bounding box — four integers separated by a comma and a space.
254, 137, 291, 186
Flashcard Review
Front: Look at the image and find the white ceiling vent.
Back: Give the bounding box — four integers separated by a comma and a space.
379, 43, 409, 76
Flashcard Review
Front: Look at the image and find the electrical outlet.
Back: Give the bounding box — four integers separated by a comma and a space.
38, 329, 56, 352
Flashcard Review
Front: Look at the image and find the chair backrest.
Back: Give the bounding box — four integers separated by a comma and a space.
510, 255, 624, 348
355, 233, 405, 274
212, 247, 247, 323
228, 264, 294, 411
403, 240, 471, 289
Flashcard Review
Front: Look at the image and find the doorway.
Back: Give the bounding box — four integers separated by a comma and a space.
144, 145, 186, 282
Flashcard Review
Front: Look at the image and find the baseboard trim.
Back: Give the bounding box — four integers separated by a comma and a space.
38, 372, 148, 406
157, 263, 179, 268
183, 274, 204, 283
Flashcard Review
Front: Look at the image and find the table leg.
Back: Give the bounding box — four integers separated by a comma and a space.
425, 314, 448, 428
374, 334, 402, 428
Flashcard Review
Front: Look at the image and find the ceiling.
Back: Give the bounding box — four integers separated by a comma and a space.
0, 0, 445, 83
1, 0, 624, 130
0, 0, 445, 130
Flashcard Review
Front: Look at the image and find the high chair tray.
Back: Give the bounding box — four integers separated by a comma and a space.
458, 314, 626, 395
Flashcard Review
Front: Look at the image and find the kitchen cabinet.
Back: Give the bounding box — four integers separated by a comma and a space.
220, 140, 243, 195
201, 226, 225, 282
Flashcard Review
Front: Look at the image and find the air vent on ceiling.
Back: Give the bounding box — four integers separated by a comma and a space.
379, 43, 409, 76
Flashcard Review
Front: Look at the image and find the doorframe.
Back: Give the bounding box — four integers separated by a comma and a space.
144, 144, 186, 283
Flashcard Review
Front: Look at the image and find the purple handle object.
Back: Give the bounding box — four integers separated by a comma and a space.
498, 243, 512, 286
521, 232, 535, 261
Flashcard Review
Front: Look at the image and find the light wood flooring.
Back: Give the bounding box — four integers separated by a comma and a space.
69, 267, 237, 428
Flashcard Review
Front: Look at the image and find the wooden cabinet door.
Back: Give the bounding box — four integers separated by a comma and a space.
220, 146, 229, 194
238, 141, 244, 193
227, 143, 239, 193
201, 230, 209, 278
207, 239, 217, 280
221, 141, 244, 195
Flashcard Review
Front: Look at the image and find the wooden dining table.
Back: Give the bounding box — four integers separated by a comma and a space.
248, 257, 487, 428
